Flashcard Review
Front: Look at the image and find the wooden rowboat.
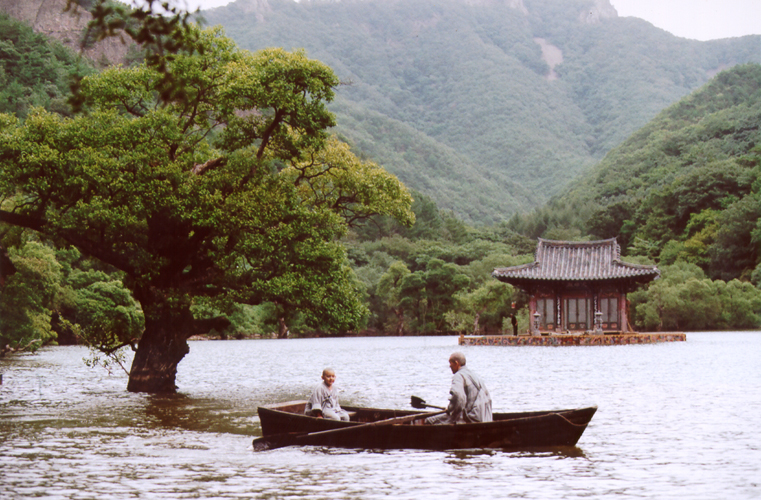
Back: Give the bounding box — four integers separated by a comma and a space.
255, 400, 597, 450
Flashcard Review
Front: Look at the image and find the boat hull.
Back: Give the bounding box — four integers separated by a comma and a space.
257, 401, 596, 450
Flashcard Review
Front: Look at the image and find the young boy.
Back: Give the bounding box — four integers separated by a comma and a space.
304, 368, 351, 421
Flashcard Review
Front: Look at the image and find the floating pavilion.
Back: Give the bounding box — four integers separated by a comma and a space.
460, 238, 685, 346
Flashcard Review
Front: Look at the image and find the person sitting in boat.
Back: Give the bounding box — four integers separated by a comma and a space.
425, 352, 493, 425
304, 368, 351, 421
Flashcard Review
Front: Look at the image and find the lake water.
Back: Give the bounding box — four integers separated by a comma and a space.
1, 332, 760, 499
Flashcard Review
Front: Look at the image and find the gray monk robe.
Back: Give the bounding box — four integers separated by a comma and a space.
305, 382, 350, 421
426, 366, 493, 424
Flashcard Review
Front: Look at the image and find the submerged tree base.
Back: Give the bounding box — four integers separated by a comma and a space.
127, 374, 179, 393
127, 319, 190, 393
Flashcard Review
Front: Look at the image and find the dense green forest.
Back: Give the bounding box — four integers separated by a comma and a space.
0, 13, 91, 118
514, 64, 761, 282
203, 0, 761, 223
0, 6, 759, 367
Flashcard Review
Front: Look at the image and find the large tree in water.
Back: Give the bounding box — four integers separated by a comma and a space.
0, 12, 413, 392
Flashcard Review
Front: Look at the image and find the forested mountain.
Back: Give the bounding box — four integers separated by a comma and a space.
0, 12, 92, 117
343, 62, 761, 334
533, 63, 761, 283
202, 0, 761, 223
1, 2, 759, 350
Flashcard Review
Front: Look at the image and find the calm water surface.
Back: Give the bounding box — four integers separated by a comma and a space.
1, 332, 760, 499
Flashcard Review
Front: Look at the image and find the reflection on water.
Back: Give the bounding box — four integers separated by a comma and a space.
1, 333, 761, 499
143, 394, 258, 435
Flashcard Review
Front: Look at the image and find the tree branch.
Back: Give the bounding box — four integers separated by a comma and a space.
256, 109, 285, 160
191, 157, 225, 175
0, 210, 45, 231
0, 210, 136, 275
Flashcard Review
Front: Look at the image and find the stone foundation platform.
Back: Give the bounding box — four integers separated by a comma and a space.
460, 332, 686, 346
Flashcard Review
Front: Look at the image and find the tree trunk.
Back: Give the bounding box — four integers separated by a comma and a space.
277, 317, 289, 339
127, 294, 192, 393
472, 312, 481, 336
472, 305, 490, 335
394, 308, 404, 336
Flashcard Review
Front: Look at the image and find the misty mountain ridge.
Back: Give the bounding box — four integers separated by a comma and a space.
1, 0, 758, 224
202, 0, 760, 224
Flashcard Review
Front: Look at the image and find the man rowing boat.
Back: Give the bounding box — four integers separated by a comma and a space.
425, 352, 493, 425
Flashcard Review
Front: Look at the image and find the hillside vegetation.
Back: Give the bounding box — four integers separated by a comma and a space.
524, 64, 760, 283
0, 13, 92, 117
203, 0, 761, 223
0, 3, 758, 355
343, 63, 761, 334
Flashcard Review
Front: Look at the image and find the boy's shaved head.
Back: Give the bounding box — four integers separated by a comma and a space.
449, 352, 466, 366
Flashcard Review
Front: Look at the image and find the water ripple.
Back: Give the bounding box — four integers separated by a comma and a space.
1, 333, 760, 499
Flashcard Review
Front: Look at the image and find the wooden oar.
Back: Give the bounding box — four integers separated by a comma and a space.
253, 409, 445, 451
411, 395, 446, 410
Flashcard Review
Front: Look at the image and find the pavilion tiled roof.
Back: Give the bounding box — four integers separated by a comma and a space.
492, 238, 660, 283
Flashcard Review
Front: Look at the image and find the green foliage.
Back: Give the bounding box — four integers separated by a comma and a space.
751, 263, 761, 288
73, 278, 143, 351
375, 260, 412, 334
204, 0, 760, 223
529, 64, 761, 282
0, 19, 414, 390
73, 0, 204, 106
0, 13, 92, 118
0, 241, 61, 350
349, 204, 533, 334
3, 0, 758, 347
0, 234, 143, 365
629, 262, 761, 331
72, 269, 142, 374
447, 280, 514, 335
226, 303, 275, 337
283, 137, 414, 228
708, 193, 761, 281
0, 24, 414, 335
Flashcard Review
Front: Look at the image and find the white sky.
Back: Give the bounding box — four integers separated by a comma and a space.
610, 0, 761, 41
174, 0, 760, 41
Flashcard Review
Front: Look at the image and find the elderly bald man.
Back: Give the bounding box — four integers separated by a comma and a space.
425, 352, 493, 425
